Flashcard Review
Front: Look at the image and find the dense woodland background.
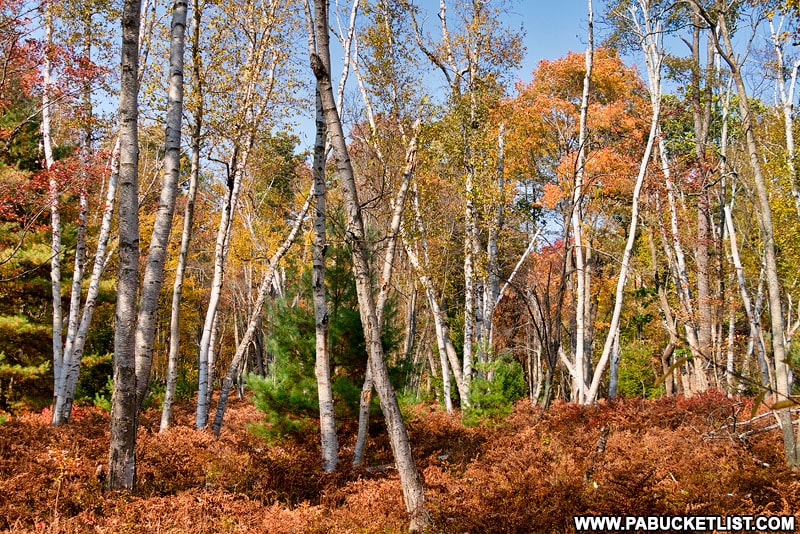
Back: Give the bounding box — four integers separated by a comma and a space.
3, 0, 800, 530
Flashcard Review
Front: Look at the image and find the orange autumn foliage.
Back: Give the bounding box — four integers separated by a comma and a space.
504, 48, 649, 207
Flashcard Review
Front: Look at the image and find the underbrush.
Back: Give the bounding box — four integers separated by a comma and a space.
0, 390, 797, 532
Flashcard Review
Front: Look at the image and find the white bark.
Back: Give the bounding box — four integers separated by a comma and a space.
571, 0, 593, 404
310, 0, 428, 526
311, 87, 338, 471
657, 136, 703, 383
52, 191, 87, 424
42, 4, 62, 410
108, 0, 142, 492
161, 0, 202, 432
134, 0, 188, 409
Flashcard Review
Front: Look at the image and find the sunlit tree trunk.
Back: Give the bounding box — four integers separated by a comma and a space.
195, 7, 281, 424
657, 135, 703, 390
42, 2, 63, 410
57, 17, 93, 417
134, 0, 188, 409
717, 82, 770, 391
570, 0, 592, 405
310, 0, 429, 527
403, 242, 457, 416
161, 0, 202, 432
310, 88, 338, 471
108, 0, 142, 492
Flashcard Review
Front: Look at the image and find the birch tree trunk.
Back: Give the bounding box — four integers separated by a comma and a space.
54, 16, 95, 424
53, 194, 87, 422
196, 15, 276, 426
311, 88, 338, 471
310, 1, 428, 527
108, 0, 142, 492
134, 0, 188, 409
42, 3, 63, 409
161, 0, 202, 432
571, 0, 592, 405
657, 135, 703, 388
403, 181, 469, 409
717, 79, 770, 390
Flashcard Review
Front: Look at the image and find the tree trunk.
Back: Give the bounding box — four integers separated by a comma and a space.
42, 3, 63, 411
108, 0, 142, 492
311, 89, 338, 472
161, 0, 202, 432
134, 0, 188, 409
570, 0, 593, 405
310, 1, 429, 527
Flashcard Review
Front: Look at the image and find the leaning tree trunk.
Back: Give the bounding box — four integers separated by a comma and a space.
310, 0, 429, 528
211, 187, 312, 436
134, 0, 188, 409
161, 0, 202, 431
108, 0, 142, 492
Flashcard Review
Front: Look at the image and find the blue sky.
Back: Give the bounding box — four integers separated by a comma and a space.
509, 0, 594, 84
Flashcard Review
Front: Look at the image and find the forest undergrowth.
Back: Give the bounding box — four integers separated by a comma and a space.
1, 390, 798, 533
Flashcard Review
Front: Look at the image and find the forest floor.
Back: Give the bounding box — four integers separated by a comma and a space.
1, 390, 798, 533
